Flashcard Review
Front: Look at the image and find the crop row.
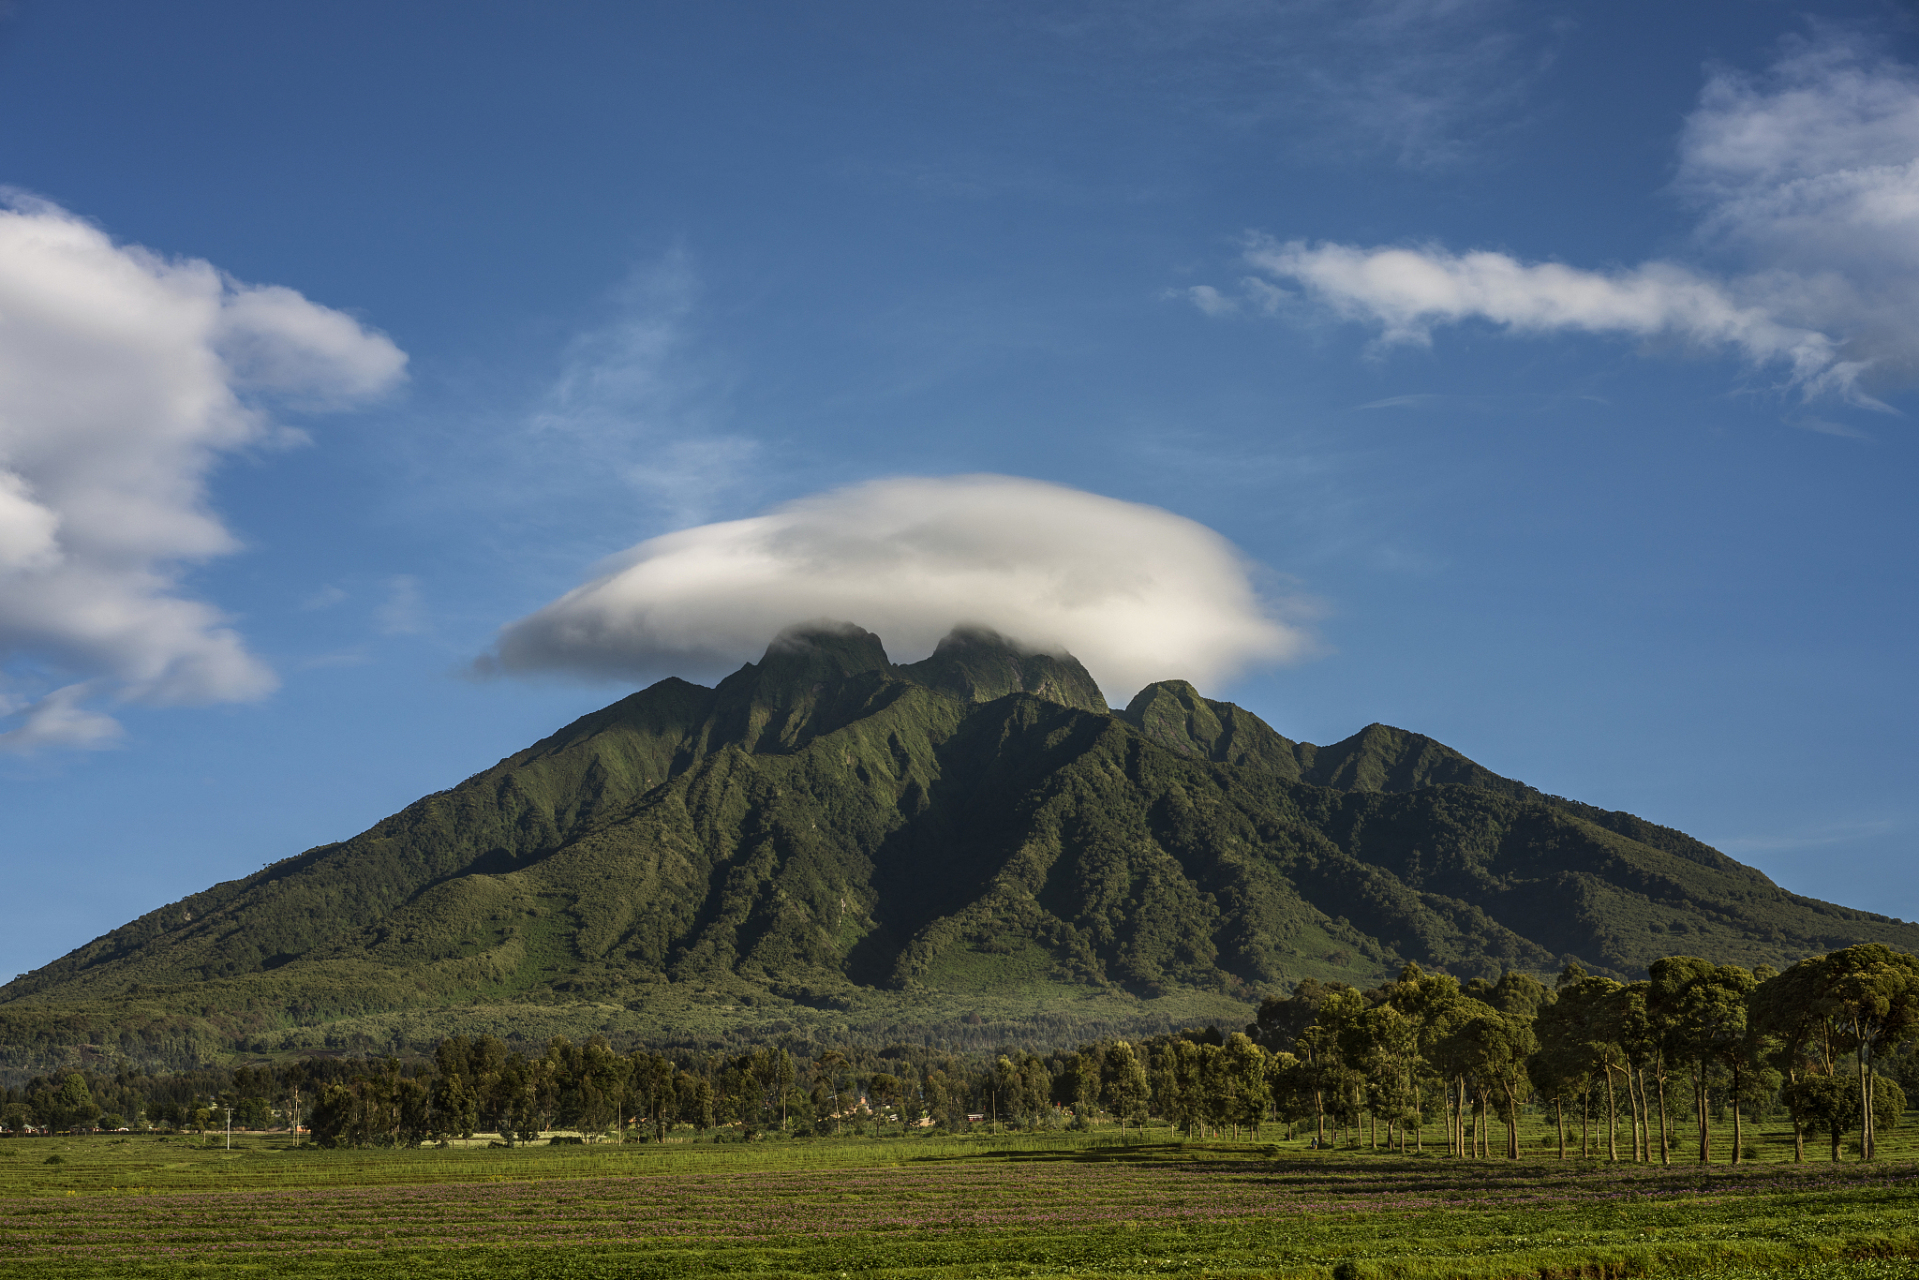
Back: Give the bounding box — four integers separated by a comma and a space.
6, 1154, 1919, 1263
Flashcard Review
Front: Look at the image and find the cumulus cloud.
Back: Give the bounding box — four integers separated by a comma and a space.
481, 475, 1307, 700
0, 196, 406, 751
1211, 35, 1919, 402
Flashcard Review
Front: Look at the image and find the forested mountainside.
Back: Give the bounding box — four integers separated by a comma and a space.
4, 623, 1914, 1076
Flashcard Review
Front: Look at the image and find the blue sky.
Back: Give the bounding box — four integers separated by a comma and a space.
2, 0, 1916, 982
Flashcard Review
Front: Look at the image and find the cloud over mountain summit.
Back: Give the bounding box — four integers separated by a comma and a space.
482, 474, 1308, 700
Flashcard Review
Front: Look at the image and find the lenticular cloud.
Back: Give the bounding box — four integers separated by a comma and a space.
484, 475, 1307, 700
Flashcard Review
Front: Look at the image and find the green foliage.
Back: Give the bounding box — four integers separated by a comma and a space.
4, 623, 1917, 1076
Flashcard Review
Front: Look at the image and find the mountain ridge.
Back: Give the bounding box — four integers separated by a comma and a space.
4, 623, 1912, 1075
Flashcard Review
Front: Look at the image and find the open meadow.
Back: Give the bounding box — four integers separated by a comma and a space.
3, 1120, 1917, 1280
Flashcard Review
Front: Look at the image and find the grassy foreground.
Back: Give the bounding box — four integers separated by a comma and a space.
3, 1124, 1917, 1279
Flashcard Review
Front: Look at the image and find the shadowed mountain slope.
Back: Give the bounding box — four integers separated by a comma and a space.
4, 624, 1913, 1074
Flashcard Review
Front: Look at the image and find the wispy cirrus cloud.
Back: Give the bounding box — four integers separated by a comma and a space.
530, 248, 759, 529
1057, 0, 1567, 170
1195, 33, 1919, 406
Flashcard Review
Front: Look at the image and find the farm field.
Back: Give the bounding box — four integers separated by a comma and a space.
3, 1125, 1916, 1280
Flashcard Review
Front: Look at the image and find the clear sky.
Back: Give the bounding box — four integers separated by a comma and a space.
2, 1, 1916, 984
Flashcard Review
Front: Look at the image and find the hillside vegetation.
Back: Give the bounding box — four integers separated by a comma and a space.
3, 623, 1913, 1074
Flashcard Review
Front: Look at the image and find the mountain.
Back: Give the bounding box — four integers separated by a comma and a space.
4, 622, 1914, 1075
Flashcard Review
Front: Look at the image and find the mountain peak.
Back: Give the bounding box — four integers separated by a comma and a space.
699, 621, 896, 751
899, 625, 1107, 714
1120, 679, 1304, 775
759, 621, 893, 681
1295, 722, 1534, 799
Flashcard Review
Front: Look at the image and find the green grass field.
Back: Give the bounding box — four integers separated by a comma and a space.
3, 1118, 1916, 1279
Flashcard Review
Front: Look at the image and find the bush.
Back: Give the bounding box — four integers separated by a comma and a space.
1332, 1263, 1360, 1280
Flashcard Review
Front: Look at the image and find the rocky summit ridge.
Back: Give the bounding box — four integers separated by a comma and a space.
3, 623, 1913, 1073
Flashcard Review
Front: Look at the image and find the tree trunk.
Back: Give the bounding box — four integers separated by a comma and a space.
1632, 1069, 1647, 1162
1731, 1063, 1743, 1164
1698, 1069, 1711, 1165
1859, 1039, 1874, 1161
1605, 1067, 1618, 1163
1555, 1097, 1565, 1159
1656, 1073, 1670, 1167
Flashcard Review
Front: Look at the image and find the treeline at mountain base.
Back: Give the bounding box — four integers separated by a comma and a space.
6, 946, 1915, 1169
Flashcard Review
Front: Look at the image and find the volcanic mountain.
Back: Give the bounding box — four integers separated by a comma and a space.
4, 624, 1913, 1072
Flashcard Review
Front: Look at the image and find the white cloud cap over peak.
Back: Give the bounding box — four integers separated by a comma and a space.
0, 196, 407, 752
483, 474, 1308, 701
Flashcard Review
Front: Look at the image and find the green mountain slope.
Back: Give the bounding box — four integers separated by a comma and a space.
4, 623, 1914, 1073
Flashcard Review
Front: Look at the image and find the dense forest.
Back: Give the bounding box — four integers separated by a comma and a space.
7, 626, 1916, 1077
8, 945, 1914, 1168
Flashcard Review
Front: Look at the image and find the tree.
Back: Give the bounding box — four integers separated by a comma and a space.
1815, 945, 1919, 1161
1248, 978, 1349, 1054
1014, 1054, 1053, 1129
1527, 1014, 1587, 1161
1391, 964, 1471, 1155
1429, 995, 1500, 1157
1150, 1039, 1203, 1138
1783, 1072, 1907, 1161
1058, 1051, 1100, 1128
631, 1051, 676, 1142
1537, 973, 1630, 1161
1448, 1012, 1534, 1159
1650, 957, 1753, 1164
1102, 1041, 1149, 1134
990, 1055, 1018, 1133
283, 1065, 309, 1146
1309, 987, 1372, 1147
816, 1050, 849, 1135
39, 1073, 102, 1132
1751, 958, 1829, 1163
1223, 1034, 1270, 1138
923, 1067, 966, 1131
868, 1072, 902, 1135
431, 1071, 478, 1141
578, 1035, 630, 1141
